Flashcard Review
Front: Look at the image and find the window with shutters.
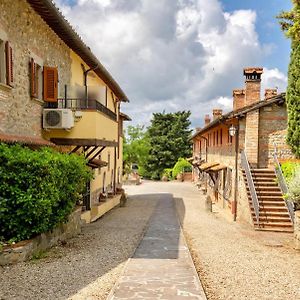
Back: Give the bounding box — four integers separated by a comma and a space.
30, 55, 43, 100
5, 41, 13, 87
43, 66, 58, 102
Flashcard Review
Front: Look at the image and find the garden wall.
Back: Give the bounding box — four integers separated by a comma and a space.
0, 208, 82, 266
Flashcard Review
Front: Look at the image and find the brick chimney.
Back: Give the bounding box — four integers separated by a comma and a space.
204, 114, 211, 125
264, 88, 277, 100
212, 109, 222, 120
244, 67, 263, 106
196, 127, 202, 132
233, 89, 245, 111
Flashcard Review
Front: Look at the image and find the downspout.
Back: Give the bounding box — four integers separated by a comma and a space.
233, 119, 240, 221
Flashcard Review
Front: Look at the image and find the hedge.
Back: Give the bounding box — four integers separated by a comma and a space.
0, 144, 92, 243
172, 158, 192, 179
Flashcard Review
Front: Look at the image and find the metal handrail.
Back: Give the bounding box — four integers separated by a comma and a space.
273, 144, 294, 223
241, 150, 260, 226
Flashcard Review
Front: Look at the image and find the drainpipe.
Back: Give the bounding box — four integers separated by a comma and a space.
233, 119, 240, 221
81, 64, 99, 108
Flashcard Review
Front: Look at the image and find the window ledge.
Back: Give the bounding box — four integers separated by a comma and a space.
0, 82, 12, 92
31, 97, 44, 106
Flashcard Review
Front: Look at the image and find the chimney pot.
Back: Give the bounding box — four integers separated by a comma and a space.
233, 89, 245, 110
204, 114, 211, 125
264, 88, 277, 99
212, 109, 223, 120
244, 67, 263, 106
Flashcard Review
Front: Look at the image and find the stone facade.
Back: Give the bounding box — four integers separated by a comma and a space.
0, 0, 71, 138
295, 211, 300, 250
245, 110, 259, 167
258, 103, 293, 167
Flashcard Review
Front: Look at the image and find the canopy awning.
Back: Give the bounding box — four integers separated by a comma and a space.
207, 164, 227, 172
199, 162, 219, 171
87, 159, 108, 169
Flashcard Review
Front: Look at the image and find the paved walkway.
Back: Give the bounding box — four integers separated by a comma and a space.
108, 193, 206, 300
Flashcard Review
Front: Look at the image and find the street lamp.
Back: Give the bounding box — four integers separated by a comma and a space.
229, 125, 237, 137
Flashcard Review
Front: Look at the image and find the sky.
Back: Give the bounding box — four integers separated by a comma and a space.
54, 0, 292, 128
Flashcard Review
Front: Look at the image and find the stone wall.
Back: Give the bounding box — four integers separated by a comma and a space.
295, 211, 300, 250
0, 209, 82, 265
258, 103, 294, 167
245, 110, 259, 167
0, 0, 71, 138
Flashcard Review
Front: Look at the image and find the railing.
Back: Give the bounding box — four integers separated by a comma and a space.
241, 150, 260, 226
45, 98, 117, 121
44, 84, 117, 121
273, 144, 294, 223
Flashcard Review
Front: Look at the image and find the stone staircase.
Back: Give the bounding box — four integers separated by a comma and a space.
243, 168, 293, 232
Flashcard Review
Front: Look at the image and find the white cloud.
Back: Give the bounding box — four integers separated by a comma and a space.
54, 0, 286, 127
261, 67, 287, 93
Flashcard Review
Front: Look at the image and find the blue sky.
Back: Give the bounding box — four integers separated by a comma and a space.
221, 0, 292, 72
56, 0, 293, 127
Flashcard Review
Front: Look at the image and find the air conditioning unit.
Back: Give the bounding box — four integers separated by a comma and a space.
43, 109, 74, 129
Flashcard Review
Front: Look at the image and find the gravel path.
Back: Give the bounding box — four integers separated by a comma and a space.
125, 181, 300, 300
0, 195, 157, 300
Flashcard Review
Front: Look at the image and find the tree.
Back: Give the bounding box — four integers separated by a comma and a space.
278, 0, 300, 157
123, 125, 150, 176
145, 111, 192, 180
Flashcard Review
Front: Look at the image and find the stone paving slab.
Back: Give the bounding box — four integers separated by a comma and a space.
108, 194, 207, 299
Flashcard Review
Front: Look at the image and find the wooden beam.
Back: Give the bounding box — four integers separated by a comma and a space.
50, 138, 118, 147
69, 145, 81, 154
85, 146, 98, 159
89, 146, 105, 161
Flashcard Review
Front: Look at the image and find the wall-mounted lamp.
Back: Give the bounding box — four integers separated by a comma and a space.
229, 125, 237, 137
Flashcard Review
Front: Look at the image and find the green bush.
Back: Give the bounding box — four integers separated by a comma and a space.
286, 168, 300, 210
0, 144, 92, 243
162, 168, 173, 180
281, 161, 300, 183
172, 158, 192, 179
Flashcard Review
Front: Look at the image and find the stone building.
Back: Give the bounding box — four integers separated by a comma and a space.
0, 0, 130, 222
192, 67, 294, 232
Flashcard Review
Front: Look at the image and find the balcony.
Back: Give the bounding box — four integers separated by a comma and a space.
43, 84, 119, 144
44, 85, 117, 121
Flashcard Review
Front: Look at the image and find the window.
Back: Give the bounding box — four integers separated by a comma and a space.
43, 66, 58, 102
216, 131, 219, 145
213, 132, 215, 146
220, 129, 223, 145
0, 38, 13, 86
30, 56, 43, 99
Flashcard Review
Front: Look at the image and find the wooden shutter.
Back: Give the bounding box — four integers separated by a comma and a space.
5, 41, 13, 86
30, 58, 38, 98
43, 66, 58, 102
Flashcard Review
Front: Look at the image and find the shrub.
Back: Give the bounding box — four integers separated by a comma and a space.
281, 161, 300, 183
172, 158, 192, 179
286, 168, 300, 210
162, 168, 173, 180
0, 144, 92, 243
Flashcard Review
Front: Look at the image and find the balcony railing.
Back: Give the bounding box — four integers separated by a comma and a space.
44, 85, 117, 121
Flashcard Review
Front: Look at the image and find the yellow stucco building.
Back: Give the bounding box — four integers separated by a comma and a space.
25, 0, 130, 222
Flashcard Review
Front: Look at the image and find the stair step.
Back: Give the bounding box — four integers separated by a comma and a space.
252, 178, 277, 183
254, 227, 294, 233
251, 211, 290, 218
255, 217, 292, 223
247, 186, 281, 192
247, 192, 283, 198
250, 206, 288, 212
250, 202, 286, 208
253, 222, 293, 228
